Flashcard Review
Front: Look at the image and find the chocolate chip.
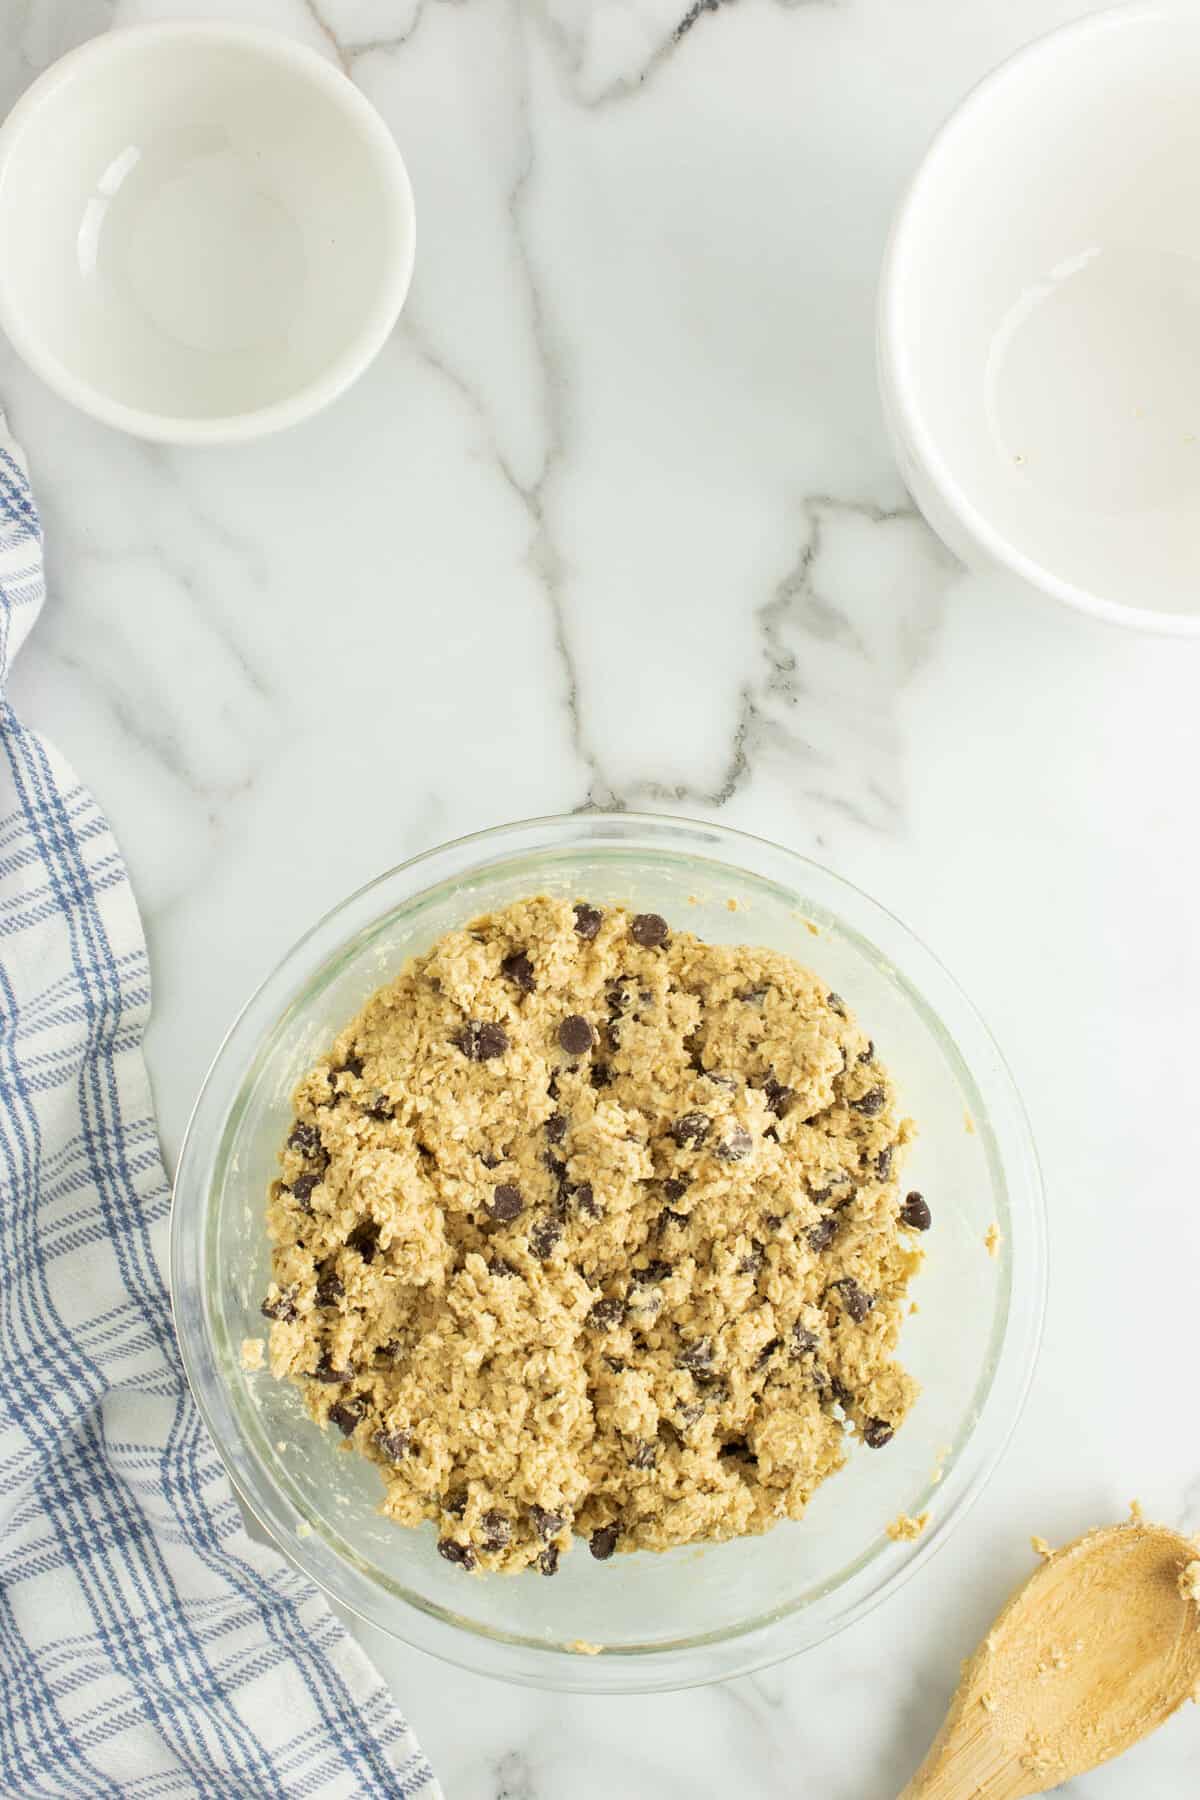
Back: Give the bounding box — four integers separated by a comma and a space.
346, 1219, 380, 1263
289, 1171, 320, 1207
807, 1215, 840, 1254
487, 1256, 520, 1279
703, 1070, 737, 1090
629, 1440, 657, 1470
537, 1544, 560, 1576
374, 1341, 402, 1366
479, 1511, 511, 1552
375, 1427, 413, 1461
501, 950, 536, 992
589, 1524, 618, 1560
571, 1181, 602, 1218
677, 1337, 713, 1373
529, 1214, 562, 1259
875, 1145, 893, 1179
790, 1323, 818, 1358
900, 1190, 931, 1231
559, 1014, 595, 1056
309, 1354, 351, 1384
590, 1062, 612, 1089
606, 977, 635, 1012
288, 1122, 323, 1156
573, 902, 602, 940
754, 1337, 782, 1371
762, 1075, 795, 1118
437, 1538, 476, 1571
260, 1290, 297, 1323
625, 1288, 663, 1329
454, 1020, 509, 1061
443, 1491, 468, 1517
315, 1268, 344, 1307
852, 1086, 886, 1117
656, 1208, 689, 1233
716, 1124, 753, 1162
763, 1212, 784, 1232
530, 1504, 565, 1540
829, 1376, 854, 1410
543, 1152, 567, 1182
488, 1183, 524, 1222
836, 1279, 875, 1323
863, 1417, 894, 1449
630, 912, 668, 948
365, 1092, 393, 1122
737, 1240, 765, 1276
328, 1397, 365, 1437
545, 1112, 568, 1143
634, 1259, 671, 1283
859, 1040, 875, 1064
826, 992, 847, 1016
605, 1020, 622, 1053
663, 1176, 690, 1201
587, 1297, 626, 1331
673, 1110, 711, 1148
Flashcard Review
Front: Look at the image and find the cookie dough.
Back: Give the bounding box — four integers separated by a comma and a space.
260, 896, 925, 1575
887, 1511, 929, 1543
1179, 1560, 1200, 1612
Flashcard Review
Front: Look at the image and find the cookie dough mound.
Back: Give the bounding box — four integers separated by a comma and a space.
261, 897, 925, 1575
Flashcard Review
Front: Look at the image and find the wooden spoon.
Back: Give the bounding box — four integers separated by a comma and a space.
900, 1518, 1200, 1799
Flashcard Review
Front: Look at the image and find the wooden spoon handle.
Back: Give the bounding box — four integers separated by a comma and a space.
898, 1709, 1039, 1800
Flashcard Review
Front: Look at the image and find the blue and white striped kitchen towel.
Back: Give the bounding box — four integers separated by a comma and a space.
0, 421, 440, 1800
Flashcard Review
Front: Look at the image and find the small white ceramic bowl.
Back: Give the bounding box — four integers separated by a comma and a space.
878, 1, 1200, 635
0, 23, 415, 444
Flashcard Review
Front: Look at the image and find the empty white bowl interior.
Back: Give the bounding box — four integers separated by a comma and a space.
0, 32, 409, 421
889, 6, 1200, 619
209, 848, 1014, 1667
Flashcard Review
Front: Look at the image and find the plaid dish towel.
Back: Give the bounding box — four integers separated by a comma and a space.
0, 422, 440, 1800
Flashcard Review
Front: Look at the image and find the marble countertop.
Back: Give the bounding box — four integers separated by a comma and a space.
5, 0, 1199, 1794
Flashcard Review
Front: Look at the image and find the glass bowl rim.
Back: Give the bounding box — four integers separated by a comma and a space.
169, 810, 1047, 1692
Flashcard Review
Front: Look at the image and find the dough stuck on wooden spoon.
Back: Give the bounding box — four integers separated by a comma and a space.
900, 1515, 1200, 1800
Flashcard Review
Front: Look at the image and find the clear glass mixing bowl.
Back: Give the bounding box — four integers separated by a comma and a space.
170, 813, 1045, 1692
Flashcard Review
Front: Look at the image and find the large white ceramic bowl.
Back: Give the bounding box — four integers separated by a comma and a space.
0, 23, 415, 443
879, 1, 1200, 634
171, 814, 1046, 1692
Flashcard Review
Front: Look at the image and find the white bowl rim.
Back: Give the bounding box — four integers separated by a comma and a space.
877, 0, 1200, 638
0, 20, 416, 446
